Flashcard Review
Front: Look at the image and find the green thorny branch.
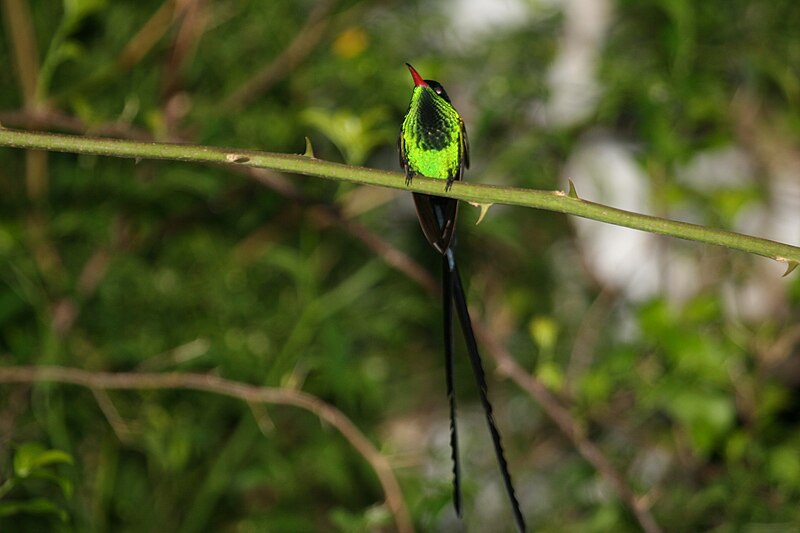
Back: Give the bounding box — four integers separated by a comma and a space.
1, 127, 799, 273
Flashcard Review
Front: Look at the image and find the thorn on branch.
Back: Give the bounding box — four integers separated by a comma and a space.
303, 136, 315, 158
779, 259, 799, 277
568, 178, 579, 199
468, 202, 493, 225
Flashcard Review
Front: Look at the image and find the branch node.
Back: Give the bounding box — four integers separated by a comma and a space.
225, 153, 250, 163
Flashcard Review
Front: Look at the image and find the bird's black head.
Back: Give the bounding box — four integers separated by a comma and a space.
424, 80, 452, 104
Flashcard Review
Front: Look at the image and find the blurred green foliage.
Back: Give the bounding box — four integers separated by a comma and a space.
1, 0, 800, 531
0, 442, 74, 524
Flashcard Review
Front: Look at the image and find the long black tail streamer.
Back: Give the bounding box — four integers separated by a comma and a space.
448, 249, 527, 533
442, 252, 462, 516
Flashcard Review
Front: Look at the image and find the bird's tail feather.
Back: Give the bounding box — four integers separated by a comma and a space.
447, 249, 527, 533
442, 252, 462, 516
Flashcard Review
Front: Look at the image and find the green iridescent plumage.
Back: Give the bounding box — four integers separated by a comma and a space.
400, 83, 468, 184
399, 64, 469, 254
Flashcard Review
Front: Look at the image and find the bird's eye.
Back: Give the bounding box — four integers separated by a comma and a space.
434, 87, 442, 95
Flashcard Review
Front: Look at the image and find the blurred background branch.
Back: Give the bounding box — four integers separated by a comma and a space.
0, 365, 413, 533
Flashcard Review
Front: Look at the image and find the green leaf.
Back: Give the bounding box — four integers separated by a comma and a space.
302, 107, 394, 165
529, 315, 558, 359
769, 446, 800, 488
668, 391, 735, 456
537, 361, 564, 391
0, 497, 69, 521
13, 443, 74, 478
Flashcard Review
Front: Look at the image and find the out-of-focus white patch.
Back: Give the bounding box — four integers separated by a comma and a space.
564, 135, 706, 303
730, 163, 798, 322
544, 0, 611, 127
445, 0, 533, 43
745, 152, 800, 320
676, 145, 755, 191
632, 446, 673, 488
564, 135, 661, 300
677, 145, 798, 321
767, 173, 800, 247
566, 137, 799, 318
722, 264, 788, 323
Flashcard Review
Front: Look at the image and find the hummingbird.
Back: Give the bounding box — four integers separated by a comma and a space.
399, 63, 526, 532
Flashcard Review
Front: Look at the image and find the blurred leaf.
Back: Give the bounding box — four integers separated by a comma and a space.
768, 446, 800, 488
13, 443, 73, 478
0, 497, 69, 522
302, 107, 395, 165
668, 391, 735, 456
30, 470, 74, 499
537, 360, 564, 391
724, 430, 750, 463
529, 315, 558, 359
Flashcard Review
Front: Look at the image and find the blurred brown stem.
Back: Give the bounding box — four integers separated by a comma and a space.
222, 0, 337, 111
1, 0, 40, 106
1, 0, 49, 200
0, 365, 413, 533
